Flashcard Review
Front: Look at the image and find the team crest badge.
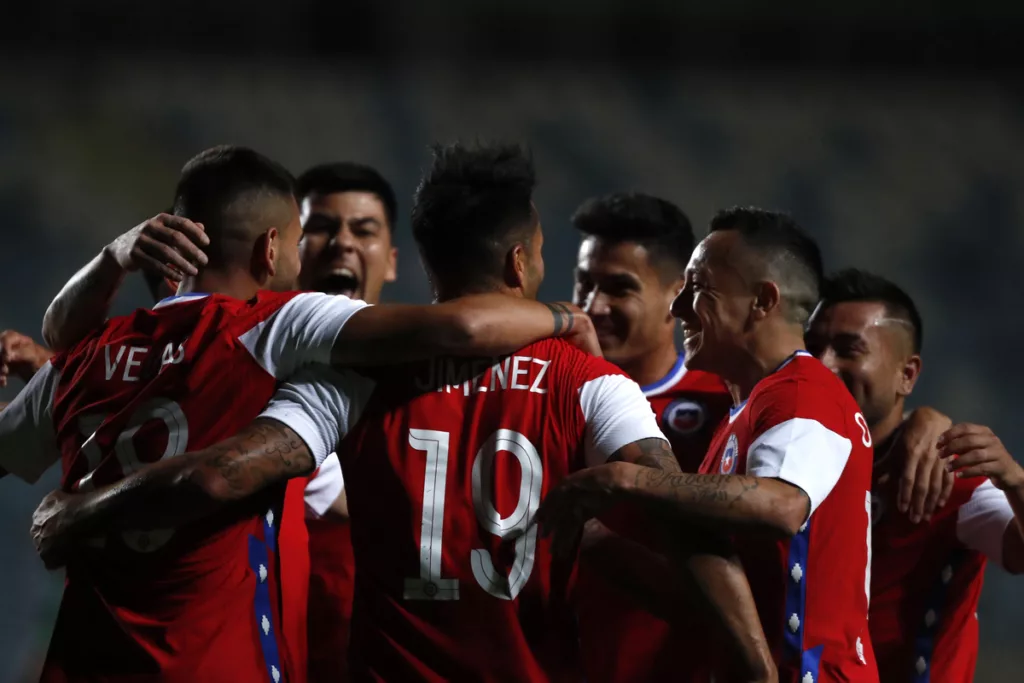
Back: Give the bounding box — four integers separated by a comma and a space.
663, 399, 706, 436
720, 434, 739, 474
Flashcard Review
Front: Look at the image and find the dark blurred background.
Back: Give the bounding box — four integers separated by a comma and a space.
2, 2, 1023, 680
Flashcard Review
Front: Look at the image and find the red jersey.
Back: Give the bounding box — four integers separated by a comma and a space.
301, 455, 356, 683
699, 351, 878, 683
260, 338, 668, 683
869, 437, 1014, 683
0, 290, 370, 683
577, 353, 732, 683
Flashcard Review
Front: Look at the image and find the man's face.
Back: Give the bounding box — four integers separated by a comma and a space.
671, 230, 756, 375
806, 301, 918, 427
573, 236, 680, 369
298, 191, 397, 304
269, 200, 304, 292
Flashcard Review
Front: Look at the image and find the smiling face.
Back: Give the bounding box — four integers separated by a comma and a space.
670, 230, 759, 375
298, 190, 397, 303
806, 300, 921, 427
573, 236, 680, 369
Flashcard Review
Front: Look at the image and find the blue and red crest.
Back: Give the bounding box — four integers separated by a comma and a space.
663, 399, 706, 436
720, 434, 739, 474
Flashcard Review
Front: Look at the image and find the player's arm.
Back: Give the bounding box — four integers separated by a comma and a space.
940, 423, 1024, 574
540, 382, 849, 538
559, 373, 775, 683
1, 330, 54, 388
0, 361, 62, 484
31, 366, 365, 568
41, 215, 208, 350
329, 299, 597, 367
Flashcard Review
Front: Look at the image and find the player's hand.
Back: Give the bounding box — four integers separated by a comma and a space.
536, 462, 627, 561
0, 330, 53, 387
896, 406, 954, 523
939, 423, 1024, 491
31, 489, 77, 570
105, 213, 209, 282
550, 303, 602, 358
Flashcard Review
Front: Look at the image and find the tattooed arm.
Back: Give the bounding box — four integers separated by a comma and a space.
31, 420, 312, 568
541, 462, 810, 539
329, 297, 598, 367
577, 438, 776, 683
42, 215, 208, 351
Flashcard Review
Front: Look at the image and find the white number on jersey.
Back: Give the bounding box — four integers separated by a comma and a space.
405, 428, 544, 602
855, 411, 872, 448
73, 399, 190, 552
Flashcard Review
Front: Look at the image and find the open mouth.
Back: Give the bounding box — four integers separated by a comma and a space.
316, 268, 360, 297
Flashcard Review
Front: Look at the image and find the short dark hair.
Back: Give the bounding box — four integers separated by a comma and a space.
710, 206, 823, 325
821, 269, 923, 353
296, 162, 398, 229
412, 142, 537, 292
173, 145, 297, 268
572, 192, 695, 280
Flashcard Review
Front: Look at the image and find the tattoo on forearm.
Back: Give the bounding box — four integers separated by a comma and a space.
614, 438, 682, 473
194, 419, 313, 499
545, 302, 575, 336
633, 469, 763, 511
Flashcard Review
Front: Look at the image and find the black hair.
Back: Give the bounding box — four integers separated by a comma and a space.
411, 142, 537, 293
172, 145, 297, 268
710, 206, 823, 325
296, 162, 398, 229
571, 192, 695, 280
821, 269, 923, 353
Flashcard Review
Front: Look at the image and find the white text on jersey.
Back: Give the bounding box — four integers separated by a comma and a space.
103, 341, 186, 382
414, 356, 552, 397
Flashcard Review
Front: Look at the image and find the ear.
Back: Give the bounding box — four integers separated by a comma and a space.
752, 281, 783, 320
252, 227, 279, 281
384, 246, 398, 283
504, 243, 528, 290
898, 354, 922, 397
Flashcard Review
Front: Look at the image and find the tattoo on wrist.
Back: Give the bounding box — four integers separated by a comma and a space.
545, 303, 575, 336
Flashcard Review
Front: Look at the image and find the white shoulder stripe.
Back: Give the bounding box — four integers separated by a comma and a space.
957, 480, 1015, 567
746, 417, 852, 515
580, 374, 668, 468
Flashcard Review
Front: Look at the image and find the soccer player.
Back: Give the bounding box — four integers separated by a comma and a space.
541, 207, 879, 683
293, 162, 401, 683
31, 144, 775, 683
569, 192, 733, 682
4, 144, 596, 683
805, 269, 1024, 683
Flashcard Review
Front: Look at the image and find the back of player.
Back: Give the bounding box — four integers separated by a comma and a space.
339, 338, 646, 683
36, 291, 364, 683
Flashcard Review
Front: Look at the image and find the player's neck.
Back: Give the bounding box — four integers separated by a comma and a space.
619, 342, 679, 388
178, 271, 261, 302
731, 326, 807, 402
870, 403, 906, 459
434, 282, 523, 303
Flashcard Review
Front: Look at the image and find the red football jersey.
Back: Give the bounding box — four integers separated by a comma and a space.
869, 441, 1014, 683
301, 455, 356, 683
698, 351, 878, 683
577, 353, 733, 683
0, 290, 369, 683
260, 338, 668, 683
